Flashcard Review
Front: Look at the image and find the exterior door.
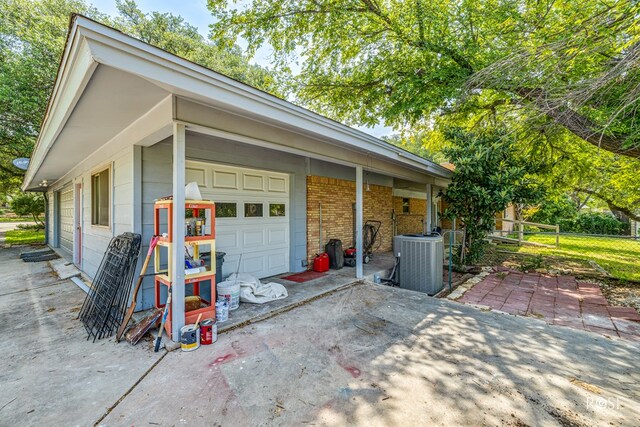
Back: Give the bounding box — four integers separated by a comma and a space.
74, 183, 82, 266
186, 160, 290, 279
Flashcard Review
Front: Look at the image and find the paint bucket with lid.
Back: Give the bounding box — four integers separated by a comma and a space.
217, 281, 240, 310
200, 318, 217, 345
180, 324, 200, 352
216, 299, 229, 323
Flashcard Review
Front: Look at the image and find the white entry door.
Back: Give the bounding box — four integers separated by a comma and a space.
58, 184, 74, 255
186, 161, 290, 279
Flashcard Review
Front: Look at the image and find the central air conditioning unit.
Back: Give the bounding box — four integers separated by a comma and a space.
393, 234, 444, 295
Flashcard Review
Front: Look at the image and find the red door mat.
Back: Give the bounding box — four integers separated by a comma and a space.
281, 271, 327, 283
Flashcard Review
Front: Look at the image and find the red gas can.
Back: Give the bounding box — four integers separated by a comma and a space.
313, 253, 330, 272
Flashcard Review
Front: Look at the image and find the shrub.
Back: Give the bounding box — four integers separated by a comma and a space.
525, 197, 578, 225
9, 193, 44, 227
559, 212, 629, 235
442, 129, 542, 265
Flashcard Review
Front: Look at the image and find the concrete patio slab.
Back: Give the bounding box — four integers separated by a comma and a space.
217, 273, 360, 333
214, 252, 397, 334
0, 247, 164, 427
100, 283, 640, 426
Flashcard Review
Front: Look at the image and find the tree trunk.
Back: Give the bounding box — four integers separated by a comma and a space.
575, 188, 640, 222
514, 88, 640, 159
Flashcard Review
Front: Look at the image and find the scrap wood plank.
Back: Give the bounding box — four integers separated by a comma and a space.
125, 308, 162, 345
487, 235, 554, 248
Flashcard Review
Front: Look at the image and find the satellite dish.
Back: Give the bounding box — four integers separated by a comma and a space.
12, 158, 30, 170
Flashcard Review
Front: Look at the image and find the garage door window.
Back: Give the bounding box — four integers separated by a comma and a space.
91, 168, 110, 226
269, 203, 286, 217
244, 203, 263, 217
216, 202, 237, 218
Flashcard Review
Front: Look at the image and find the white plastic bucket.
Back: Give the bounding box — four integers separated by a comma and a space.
217, 280, 240, 311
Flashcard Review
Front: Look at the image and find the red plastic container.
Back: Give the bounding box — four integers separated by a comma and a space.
313, 253, 330, 272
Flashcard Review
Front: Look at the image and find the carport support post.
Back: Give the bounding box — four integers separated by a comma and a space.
355, 166, 363, 279
426, 183, 432, 234
171, 122, 186, 341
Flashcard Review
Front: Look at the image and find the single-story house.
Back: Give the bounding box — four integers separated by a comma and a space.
22, 16, 452, 338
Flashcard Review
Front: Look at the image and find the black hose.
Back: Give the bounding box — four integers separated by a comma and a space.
381, 257, 400, 286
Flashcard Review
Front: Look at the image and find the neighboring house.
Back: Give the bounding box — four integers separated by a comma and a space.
495, 205, 517, 235
22, 16, 451, 338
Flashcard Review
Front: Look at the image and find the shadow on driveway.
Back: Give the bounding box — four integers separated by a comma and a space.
101, 282, 640, 426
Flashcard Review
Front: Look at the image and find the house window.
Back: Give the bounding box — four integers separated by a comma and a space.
216, 203, 237, 218
402, 198, 410, 214
269, 203, 286, 217
91, 168, 110, 226
244, 203, 263, 217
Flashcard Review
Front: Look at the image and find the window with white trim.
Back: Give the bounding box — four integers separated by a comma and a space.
91, 168, 110, 226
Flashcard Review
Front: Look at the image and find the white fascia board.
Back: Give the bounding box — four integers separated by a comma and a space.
73, 17, 452, 179
22, 33, 98, 191
184, 123, 435, 184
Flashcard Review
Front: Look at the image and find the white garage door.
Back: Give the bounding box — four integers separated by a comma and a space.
186, 161, 290, 279
59, 185, 74, 254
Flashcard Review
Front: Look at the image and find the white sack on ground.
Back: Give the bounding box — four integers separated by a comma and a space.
227, 273, 288, 304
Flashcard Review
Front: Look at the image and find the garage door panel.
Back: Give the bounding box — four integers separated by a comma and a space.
241, 253, 266, 276
213, 170, 238, 189
267, 228, 287, 245
189, 160, 291, 279
216, 230, 240, 250
186, 167, 207, 186
243, 174, 264, 191
268, 177, 287, 192
268, 253, 288, 271
243, 229, 264, 247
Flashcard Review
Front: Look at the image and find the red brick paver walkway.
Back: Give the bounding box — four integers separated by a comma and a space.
457, 269, 640, 341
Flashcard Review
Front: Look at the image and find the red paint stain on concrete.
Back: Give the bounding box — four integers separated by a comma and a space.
211, 353, 236, 366
344, 366, 361, 378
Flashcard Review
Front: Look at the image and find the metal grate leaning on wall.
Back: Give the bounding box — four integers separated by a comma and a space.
79, 233, 141, 342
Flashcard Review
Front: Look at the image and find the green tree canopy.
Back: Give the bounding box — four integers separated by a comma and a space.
111, 0, 278, 92
0, 0, 100, 193
208, 0, 640, 158
441, 129, 543, 264
10, 192, 44, 225
0, 0, 278, 196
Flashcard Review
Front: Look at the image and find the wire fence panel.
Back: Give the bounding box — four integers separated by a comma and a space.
498, 231, 640, 282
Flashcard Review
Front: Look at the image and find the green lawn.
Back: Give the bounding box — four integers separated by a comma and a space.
0, 216, 33, 222
512, 234, 640, 281
4, 229, 45, 245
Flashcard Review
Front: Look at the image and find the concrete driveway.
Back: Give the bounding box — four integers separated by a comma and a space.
102, 286, 640, 426
1, 247, 639, 426
0, 247, 163, 426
